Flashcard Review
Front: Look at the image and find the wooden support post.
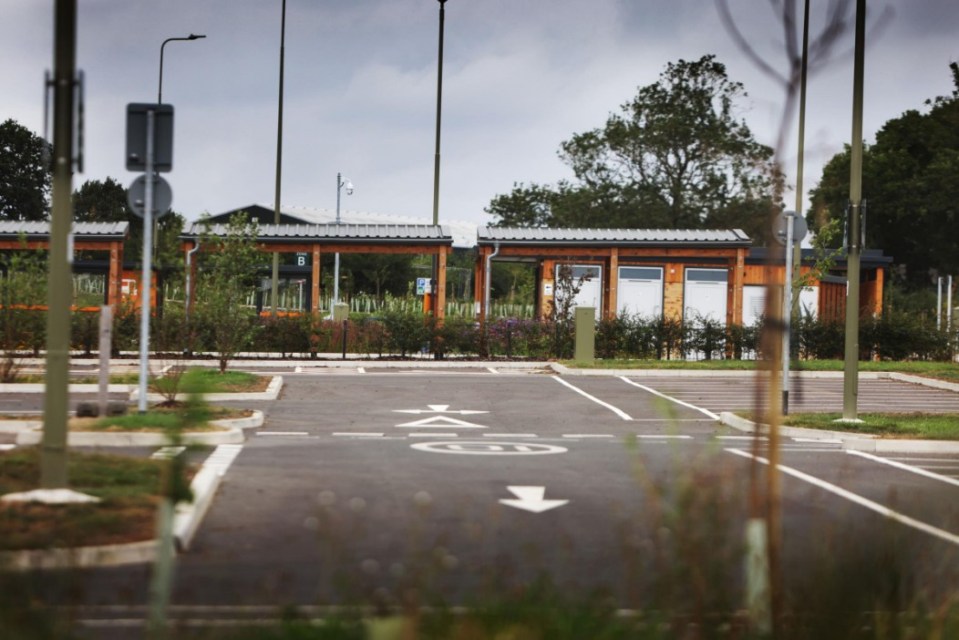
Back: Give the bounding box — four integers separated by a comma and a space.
311, 244, 321, 314
608, 248, 619, 319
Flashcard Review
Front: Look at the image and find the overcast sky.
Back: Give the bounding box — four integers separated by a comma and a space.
2, 0, 957, 228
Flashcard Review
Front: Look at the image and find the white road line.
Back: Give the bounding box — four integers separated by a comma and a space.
487, 367, 499, 374
483, 433, 537, 438
635, 434, 692, 439
563, 434, 615, 439
553, 377, 633, 421
256, 431, 309, 436
332, 432, 384, 438
847, 450, 959, 489
888, 457, 959, 463
618, 377, 720, 420
151, 446, 187, 460
0, 444, 15, 451
727, 448, 959, 548
357, 367, 366, 374
408, 433, 458, 438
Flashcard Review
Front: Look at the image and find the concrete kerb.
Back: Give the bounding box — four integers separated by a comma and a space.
128, 376, 283, 403
11, 410, 263, 446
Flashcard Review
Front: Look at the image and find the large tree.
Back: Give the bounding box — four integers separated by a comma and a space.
809, 63, 959, 289
486, 56, 777, 239
0, 119, 51, 221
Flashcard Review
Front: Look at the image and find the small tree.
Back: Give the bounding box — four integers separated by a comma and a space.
0, 242, 47, 381
547, 263, 589, 359
194, 213, 261, 373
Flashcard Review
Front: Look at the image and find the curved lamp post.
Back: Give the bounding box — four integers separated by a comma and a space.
158, 34, 206, 103
333, 172, 353, 311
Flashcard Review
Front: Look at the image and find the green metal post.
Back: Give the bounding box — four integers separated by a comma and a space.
41, 0, 77, 488
843, 0, 866, 421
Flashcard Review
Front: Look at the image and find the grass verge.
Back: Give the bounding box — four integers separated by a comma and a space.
779, 412, 959, 440
0, 449, 166, 550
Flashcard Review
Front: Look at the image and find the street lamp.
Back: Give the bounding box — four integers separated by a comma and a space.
332, 172, 354, 311
158, 34, 206, 103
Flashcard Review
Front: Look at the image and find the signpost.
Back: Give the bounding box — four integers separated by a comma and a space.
126, 103, 174, 413
774, 211, 806, 414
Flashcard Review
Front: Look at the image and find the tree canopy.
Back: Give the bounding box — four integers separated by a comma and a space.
0, 119, 51, 221
486, 56, 778, 240
73, 177, 185, 275
809, 62, 959, 289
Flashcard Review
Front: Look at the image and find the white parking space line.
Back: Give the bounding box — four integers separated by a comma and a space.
332, 432, 384, 437
727, 448, 959, 548
256, 431, 309, 436
553, 377, 633, 421
483, 433, 537, 438
408, 433, 458, 438
635, 434, 693, 439
618, 377, 720, 420
847, 450, 959, 489
563, 434, 615, 439
487, 367, 499, 374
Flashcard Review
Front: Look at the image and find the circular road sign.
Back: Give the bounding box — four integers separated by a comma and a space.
127, 174, 173, 219
411, 441, 568, 456
773, 211, 808, 246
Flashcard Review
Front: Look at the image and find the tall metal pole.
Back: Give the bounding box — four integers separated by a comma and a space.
271, 0, 287, 315
333, 172, 342, 307
843, 0, 866, 421
430, 0, 447, 315
137, 111, 155, 414
792, 0, 810, 317
41, 0, 77, 488
938, 277, 944, 331
783, 0, 810, 416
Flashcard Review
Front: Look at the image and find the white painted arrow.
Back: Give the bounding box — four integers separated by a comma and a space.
498, 486, 569, 513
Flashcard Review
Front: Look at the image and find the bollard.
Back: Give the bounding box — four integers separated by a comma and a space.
574, 307, 595, 362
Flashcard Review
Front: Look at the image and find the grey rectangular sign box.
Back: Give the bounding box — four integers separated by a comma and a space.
126, 103, 174, 172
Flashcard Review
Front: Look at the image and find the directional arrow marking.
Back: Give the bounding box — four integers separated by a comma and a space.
498, 486, 569, 513
394, 404, 489, 415
395, 416, 488, 429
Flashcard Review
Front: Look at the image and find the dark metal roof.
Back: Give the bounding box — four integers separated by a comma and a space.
477, 226, 752, 247
185, 222, 454, 246
748, 247, 893, 266
0, 221, 130, 240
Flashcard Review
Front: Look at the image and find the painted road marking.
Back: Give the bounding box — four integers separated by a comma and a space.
408, 433, 459, 438
394, 404, 488, 415
256, 431, 310, 436
411, 441, 568, 456
499, 486, 569, 513
727, 448, 959, 548
396, 416, 487, 429
0, 444, 15, 451
553, 377, 633, 421
847, 450, 959, 489
635, 434, 692, 439
563, 434, 615, 439
619, 377, 720, 420
151, 446, 187, 460
333, 432, 384, 437
483, 433, 537, 438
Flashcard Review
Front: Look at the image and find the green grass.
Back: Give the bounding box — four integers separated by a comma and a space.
79, 404, 244, 432
780, 412, 959, 440
0, 449, 163, 550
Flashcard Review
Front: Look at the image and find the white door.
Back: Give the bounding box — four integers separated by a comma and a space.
555, 264, 602, 319
684, 268, 728, 325
742, 285, 766, 327
617, 266, 663, 319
